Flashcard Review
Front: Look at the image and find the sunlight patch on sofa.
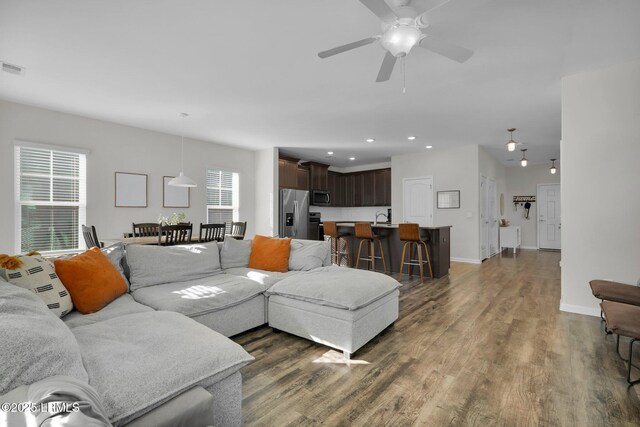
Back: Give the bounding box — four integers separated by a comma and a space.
172, 285, 226, 299
246, 271, 269, 284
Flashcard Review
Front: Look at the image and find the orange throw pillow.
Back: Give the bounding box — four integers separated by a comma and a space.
54, 247, 128, 314
248, 235, 291, 273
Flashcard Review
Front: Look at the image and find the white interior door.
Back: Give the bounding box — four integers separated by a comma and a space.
402, 177, 433, 226
480, 176, 489, 259
488, 178, 498, 256
538, 184, 561, 249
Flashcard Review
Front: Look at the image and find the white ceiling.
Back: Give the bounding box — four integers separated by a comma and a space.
1, 0, 639, 167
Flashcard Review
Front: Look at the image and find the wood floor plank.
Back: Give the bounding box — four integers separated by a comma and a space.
234, 250, 640, 425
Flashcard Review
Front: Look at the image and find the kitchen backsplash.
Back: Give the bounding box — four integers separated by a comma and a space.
312, 206, 391, 222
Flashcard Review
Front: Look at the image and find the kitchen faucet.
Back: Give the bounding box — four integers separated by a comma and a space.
374, 211, 388, 226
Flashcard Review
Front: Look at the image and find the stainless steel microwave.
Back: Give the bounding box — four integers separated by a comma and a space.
311, 190, 330, 206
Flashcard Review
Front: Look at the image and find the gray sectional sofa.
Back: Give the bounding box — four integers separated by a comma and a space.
1, 238, 400, 426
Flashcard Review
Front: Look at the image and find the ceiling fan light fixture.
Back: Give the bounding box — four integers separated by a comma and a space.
520, 149, 528, 167
549, 158, 557, 174
381, 25, 422, 57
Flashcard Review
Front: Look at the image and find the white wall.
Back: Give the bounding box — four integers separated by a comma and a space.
504, 164, 559, 249
392, 145, 480, 262
254, 147, 278, 236
561, 60, 640, 316
0, 100, 256, 254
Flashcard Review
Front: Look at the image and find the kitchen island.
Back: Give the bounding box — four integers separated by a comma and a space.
320, 223, 452, 278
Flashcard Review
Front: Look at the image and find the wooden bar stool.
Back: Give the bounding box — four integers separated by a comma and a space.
323, 221, 351, 267
398, 223, 433, 283
354, 222, 387, 273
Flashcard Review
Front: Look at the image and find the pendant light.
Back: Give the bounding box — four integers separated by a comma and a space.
168, 113, 197, 188
549, 158, 557, 174
520, 149, 528, 167
506, 128, 517, 152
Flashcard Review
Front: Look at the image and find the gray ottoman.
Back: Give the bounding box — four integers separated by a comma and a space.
266, 266, 400, 358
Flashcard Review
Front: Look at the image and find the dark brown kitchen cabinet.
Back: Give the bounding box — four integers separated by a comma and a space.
374, 169, 391, 206
362, 171, 375, 206
343, 174, 355, 207
309, 163, 329, 191
279, 158, 298, 189
353, 173, 364, 206
296, 166, 309, 191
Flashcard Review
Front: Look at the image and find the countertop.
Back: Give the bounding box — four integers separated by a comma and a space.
320, 222, 452, 230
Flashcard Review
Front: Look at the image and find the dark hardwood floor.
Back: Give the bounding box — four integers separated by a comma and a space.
233, 250, 640, 426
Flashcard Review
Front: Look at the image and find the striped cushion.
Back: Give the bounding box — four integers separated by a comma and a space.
1, 255, 73, 317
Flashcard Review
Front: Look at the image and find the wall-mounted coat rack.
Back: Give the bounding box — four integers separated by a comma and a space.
513, 196, 535, 219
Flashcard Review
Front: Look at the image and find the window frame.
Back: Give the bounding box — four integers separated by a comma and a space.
14, 141, 89, 255
205, 168, 240, 232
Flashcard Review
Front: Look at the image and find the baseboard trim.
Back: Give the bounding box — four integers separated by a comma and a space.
559, 303, 600, 317
451, 257, 482, 265
521, 245, 538, 250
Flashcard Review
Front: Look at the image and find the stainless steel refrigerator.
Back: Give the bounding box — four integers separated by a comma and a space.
279, 189, 309, 239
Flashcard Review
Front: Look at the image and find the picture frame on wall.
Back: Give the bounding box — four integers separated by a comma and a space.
114, 172, 148, 208
437, 190, 460, 209
163, 176, 190, 208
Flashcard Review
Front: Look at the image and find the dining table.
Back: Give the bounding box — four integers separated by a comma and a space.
102, 235, 203, 246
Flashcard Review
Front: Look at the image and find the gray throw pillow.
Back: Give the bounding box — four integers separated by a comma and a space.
220, 239, 253, 270
289, 240, 331, 271
127, 242, 222, 291
0, 283, 88, 395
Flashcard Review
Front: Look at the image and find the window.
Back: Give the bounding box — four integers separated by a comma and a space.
206, 169, 239, 233
15, 143, 87, 254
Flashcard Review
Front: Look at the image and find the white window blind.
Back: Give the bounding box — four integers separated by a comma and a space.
206, 169, 239, 233
15, 145, 87, 253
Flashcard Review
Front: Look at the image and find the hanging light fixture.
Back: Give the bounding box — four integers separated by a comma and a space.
506, 128, 517, 152
549, 158, 557, 174
168, 113, 197, 188
520, 149, 528, 167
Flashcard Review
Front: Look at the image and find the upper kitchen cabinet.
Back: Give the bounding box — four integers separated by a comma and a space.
374, 169, 392, 206
296, 165, 309, 191
278, 158, 298, 189
309, 163, 329, 191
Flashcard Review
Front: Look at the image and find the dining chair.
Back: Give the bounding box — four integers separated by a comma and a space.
81, 225, 104, 248
132, 222, 160, 237
159, 223, 193, 246
227, 221, 247, 240
199, 223, 226, 243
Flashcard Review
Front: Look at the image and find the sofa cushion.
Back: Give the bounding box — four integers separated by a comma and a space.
224, 267, 303, 287
0, 254, 73, 317
71, 311, 253, 426
0, 283, 88, 395
220, 238, 252, 269
289, 239, 331, 271
131, 273, 267, 317
54, 248, 129, 314
127, 242, 221, 291
63, 294, 154, 329
266, 265, 400, 310
248, 235, 291, 273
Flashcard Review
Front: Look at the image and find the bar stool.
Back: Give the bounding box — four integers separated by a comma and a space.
323, 221, 351, 267
398, 223, 433, 283
354, 222, 387, 273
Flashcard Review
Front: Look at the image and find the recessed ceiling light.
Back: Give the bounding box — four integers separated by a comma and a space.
327, 151, 334, 155
408, 136, 416, 140
349, 157, 356, 161
425, 145, 433, 149
366, 138, 375, 143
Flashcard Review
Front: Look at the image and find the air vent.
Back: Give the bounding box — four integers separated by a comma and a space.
2, 61, 26, 76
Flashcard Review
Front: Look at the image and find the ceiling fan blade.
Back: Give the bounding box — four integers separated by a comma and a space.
419, 35, 473, 63
359, 0, 398, 22
412, 0, 451, 15
376, 51, 397, 82
318, 37, 378, 59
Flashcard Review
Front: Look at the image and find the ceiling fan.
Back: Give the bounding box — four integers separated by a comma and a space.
318, 0, 474, 82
